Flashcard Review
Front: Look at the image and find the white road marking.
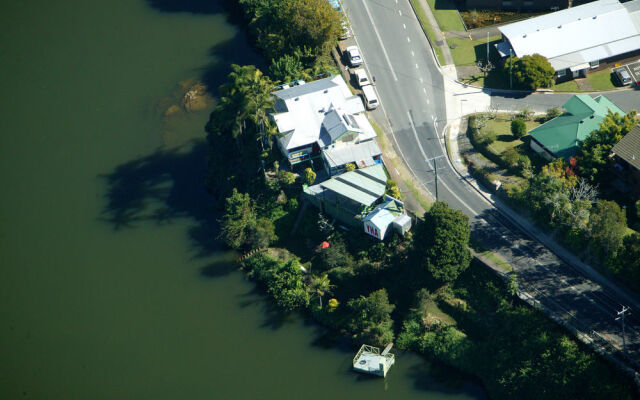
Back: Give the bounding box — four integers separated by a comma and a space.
426, 97, 429, 104
403, 23, 406, 29
415, 63, 419, 69
399, 9, 402, 16
361, 0, 398, 81
419, 77, 423, 83
411, 50, 415, 56
407, 111, 430, 169
407, 36, 411, 43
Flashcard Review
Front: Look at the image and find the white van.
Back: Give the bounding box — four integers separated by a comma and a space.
361, 85, 379, 110
353, 68, 370, 88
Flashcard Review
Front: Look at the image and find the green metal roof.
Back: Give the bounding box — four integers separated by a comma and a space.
529, 95, 625, 159
319, 164, 387, 206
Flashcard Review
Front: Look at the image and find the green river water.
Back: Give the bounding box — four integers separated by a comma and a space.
0, 1, 487, 398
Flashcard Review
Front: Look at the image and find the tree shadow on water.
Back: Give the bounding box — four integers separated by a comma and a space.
146, 0, 226, 14
100, 139, 223, 259
199, 35, 265, 96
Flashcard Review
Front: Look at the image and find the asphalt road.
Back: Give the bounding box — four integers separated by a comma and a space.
490, 88, 640, 113
343, 0, 640, 372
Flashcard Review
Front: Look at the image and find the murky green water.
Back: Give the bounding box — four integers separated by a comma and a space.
0, 1, 486, 398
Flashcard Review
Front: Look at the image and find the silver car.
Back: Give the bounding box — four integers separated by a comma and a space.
346, 46, 363, 67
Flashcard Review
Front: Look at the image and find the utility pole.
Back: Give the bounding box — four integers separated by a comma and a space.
616, 306, 630, 354
486, 31, 489, 64
509, 48, 513, 89
425, 155, 446, 202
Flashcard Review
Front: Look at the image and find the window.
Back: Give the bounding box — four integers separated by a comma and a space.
557, 69, 567, 78
589, 60, 599, 69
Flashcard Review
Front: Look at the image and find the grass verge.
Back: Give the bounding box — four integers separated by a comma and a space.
426, 0, 465, 32
371, 117, 433, 212
409, 0, 446, 66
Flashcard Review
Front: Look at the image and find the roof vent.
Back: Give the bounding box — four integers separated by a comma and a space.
593, 16, 597, 19
323, 89, 329, 93
523, 34, 527, 38
295, 97, 299, 101
558, 25, 562, 28
590, 115, 595, 119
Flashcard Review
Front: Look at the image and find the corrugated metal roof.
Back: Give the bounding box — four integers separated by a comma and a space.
499, 0, 640, 71
318, 109, 351, 147
323, 140, 381, 168
319, 164, 387, 206
272, 75, 366, 150
529, 95, 626, 159
274, 78, 338, 101
612, 125, 640, 170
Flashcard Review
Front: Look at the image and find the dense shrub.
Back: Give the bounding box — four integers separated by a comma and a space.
510, 119, 527, 138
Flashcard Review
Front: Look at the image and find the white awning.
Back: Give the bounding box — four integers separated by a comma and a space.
570, 63, 590, 72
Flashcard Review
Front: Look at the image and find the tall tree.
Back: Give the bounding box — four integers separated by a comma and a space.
347, 289, 395, 346
206, 65, 274, 200
588, 200, 627, 259
266, 259, 310, 311
219, 189, 257, 249
578, 110, 638, 183
247, 0, 342, 64
308, 273, 331, 307
414, 202, 471, 283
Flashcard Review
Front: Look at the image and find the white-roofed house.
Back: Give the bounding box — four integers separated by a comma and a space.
270, 75, 380, 174
495, 0, 640, 80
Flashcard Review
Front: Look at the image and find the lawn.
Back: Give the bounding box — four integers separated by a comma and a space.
447, 35, 501, 66
552, 79, 580, 92
587, 68, 617, 91
409, 0, 446, 66
426, 0, 465, 32
480, 114, 546, 169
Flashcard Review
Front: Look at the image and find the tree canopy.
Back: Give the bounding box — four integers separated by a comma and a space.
508, 54, 554, 90
205, 65, 275, 201
588, 200, 626, 259
219, 189, 277, 250
414, 202, 471, 282
578, 110, 638, 183
240, 0, 342, 65
347, 289, 395, 346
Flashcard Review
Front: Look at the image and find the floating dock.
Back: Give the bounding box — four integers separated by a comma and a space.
352, 343, 395, 377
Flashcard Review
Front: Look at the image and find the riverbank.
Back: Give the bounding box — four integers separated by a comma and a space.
204, 1, 638, 398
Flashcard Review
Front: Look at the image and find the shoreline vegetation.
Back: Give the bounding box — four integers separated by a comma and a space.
205, 1, 638, 398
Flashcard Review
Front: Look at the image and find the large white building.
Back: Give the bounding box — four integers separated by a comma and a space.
271, 75, 381, 175
496, 0, 640, 79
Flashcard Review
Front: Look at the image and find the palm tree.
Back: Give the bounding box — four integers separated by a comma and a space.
308, 274, 332, 308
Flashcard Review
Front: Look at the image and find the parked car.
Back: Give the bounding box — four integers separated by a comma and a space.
346, 46, 363, 67
361, 85, 379, 110
352, 68, 370, 88
615, 68, 632, 86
